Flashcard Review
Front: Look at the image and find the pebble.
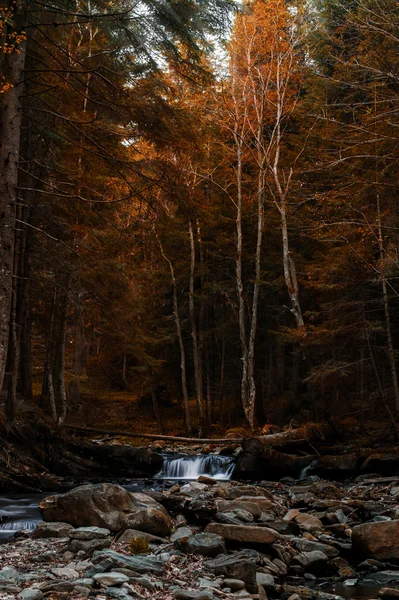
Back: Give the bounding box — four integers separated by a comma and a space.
94, 572, 130, 585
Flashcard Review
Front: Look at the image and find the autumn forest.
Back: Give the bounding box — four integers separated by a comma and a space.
1, 0, 399, 440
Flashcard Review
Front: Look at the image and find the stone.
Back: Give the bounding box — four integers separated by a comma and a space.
170, 527, 193, 542
40, 483, 172, 536
205, 523, 279, 545
204, 550, 260, 593
198, 476, 217, 485
284, 509, 300, 522
91, 549, 164, 574
70, 526, 111, 540
73, 586, 91, 598
314, 454, 358, 477
50, 567, 79, 579
216, 500, 262, 520
256, 573, 275, 593
175, 533, 226, 557
352, 521, 399, 560
293, 537, 339, 558
0, 567, 18, 581
223, 579, 245, 591
380, 588, 399, 599
93, 572, 130, 585
17, 590, 43, 600
292, 551, 329, 572
267, 520, 300, 536
68, 536, 112, 557
174, 590, 214, 600
117, 528, 166, 544
223, 509, 254, 523
105, 587, 135, 600
32, 522, 74, 539
175, 514, 188, 529
295, 514, 323, 533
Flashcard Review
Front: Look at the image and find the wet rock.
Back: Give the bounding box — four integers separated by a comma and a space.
198, 476, 217, 485
352, 521, 399, 559
205, 523, 279, 545
40, 484, 172, 536
380, 588, 399, 598
32, 522, 74, 539
204, 549, 260, 593
175, 533, 226, 557
366, 571, 399, 584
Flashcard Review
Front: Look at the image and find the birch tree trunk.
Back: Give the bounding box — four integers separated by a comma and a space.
0, 0, 26, 392
155, 230, 192, 434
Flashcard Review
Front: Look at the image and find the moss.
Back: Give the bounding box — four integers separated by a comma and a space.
128, 537, 150, 555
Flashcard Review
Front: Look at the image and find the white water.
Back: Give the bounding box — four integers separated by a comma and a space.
156, 454, 235, 480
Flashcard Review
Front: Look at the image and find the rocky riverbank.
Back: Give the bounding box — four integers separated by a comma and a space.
3, 476, 399, 600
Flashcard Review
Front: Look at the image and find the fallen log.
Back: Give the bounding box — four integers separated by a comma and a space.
64, 425, 243, 444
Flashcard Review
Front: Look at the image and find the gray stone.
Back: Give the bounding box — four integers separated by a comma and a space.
18, 590, 44, 600
256, 573, 275, 592
32, 522, 74, 539
50, 567, 79, 579
91, 549, 164, 575
223, 509, 254, 523
70, 526, 111, 540
94, 572, 130, 585
205, 550, 260, 594
0, 567, 18, 581
68, 536, 112, 557
173, 591, 214, 600
175, 533, 226, 557
292, 551, 329, 571
216, 500, 261, 520
170, 527, 193, 542
73, 586, 91, 598
223, 579, 245, 591
293, 537, 339, 558
105, 587, 136, 600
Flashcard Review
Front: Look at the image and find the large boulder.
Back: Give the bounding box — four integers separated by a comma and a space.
39, 483, 172, 536
352, 521, 399, 560
314, 454, 358, 478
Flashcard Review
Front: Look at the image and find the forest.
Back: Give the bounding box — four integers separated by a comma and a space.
1, 0, 399, 441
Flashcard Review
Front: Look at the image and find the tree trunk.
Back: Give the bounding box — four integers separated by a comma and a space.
0, 0, 26, 392
155, 230, 192, 435
53, 274, 71, 426
189, 220, 204, 436
148, 367, 165, 434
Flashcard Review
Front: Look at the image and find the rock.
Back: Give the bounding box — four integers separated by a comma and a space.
204, 550, 260, 593
205, 523, 279, 545
198, 476, 217, 485
70, 526, 111, 540
293, 538, 339, 558
40, 483, 172, 536
32, 522, 74, 539
380, 588, 399, 599
223, 579, 245, 591
175, 514, 188, 529
295, 514, 323, 533
170, 527, 193, 542
94, 572, 130, 585
216, 500, 262, 520
50, 567, 79, 579
0, 567, 18, 581
256, 573, 275, 593
292, 551, 329, 572
284, 509, 301, 522
174, 591, 214, 600
175, 533, 226, 557
267, 520, 300, 536
223, 509, 254, 523
314, 454, 358, 477
73, 586, 91, 598
17, 590, 43, 600
68, 536, 112, 557
91, 549, 164, 574
180, 482, 209, 497
215, 486, 273, 501
352, 521, 399, 559
117, 528, 166, 544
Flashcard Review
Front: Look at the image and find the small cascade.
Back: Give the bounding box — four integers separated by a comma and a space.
0, 519, 40, 531
156, 454, 235, 480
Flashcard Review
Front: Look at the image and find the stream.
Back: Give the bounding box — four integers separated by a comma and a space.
0, 453, 235, 542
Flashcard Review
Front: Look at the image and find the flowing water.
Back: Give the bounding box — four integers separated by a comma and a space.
0, 454, 235, 541
155, 454, 235, 480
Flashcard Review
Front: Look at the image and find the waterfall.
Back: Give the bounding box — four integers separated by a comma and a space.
156, 454, 235, 480
0, 519, 40, 531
